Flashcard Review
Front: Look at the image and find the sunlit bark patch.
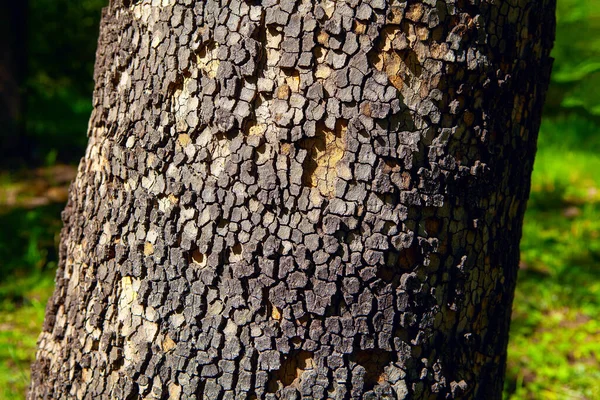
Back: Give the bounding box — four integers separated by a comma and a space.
267, 350, 315, 392
370, 25, 419, 91
196, 41, 220, 79
299, 119, 347, 198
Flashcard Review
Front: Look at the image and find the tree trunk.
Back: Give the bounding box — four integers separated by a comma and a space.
30, 0, 555, 398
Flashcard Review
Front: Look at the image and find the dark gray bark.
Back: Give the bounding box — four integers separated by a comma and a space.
30, 0, 555, 398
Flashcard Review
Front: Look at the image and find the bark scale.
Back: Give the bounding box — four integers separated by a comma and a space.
30, 0, 555, 398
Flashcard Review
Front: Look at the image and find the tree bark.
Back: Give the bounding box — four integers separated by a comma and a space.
30, 0, 555, 398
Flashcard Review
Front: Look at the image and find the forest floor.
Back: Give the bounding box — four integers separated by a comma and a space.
0, 165, 74, 399
1, 116, 599, 399
504, 116, 600, 399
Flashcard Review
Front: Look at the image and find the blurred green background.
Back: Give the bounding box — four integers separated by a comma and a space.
0, 0, 599, 399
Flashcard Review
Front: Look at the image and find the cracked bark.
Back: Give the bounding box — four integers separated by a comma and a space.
30, 0, 555, 399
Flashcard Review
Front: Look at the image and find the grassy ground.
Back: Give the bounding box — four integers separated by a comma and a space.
0, 167, 73, 399
504, 116, 600, 400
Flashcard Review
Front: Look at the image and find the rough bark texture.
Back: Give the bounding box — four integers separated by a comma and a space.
30, 0, 555, 398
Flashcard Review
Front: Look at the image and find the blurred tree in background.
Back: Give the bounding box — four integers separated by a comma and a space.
13, 0, 106, 167
0, 1, 28, 164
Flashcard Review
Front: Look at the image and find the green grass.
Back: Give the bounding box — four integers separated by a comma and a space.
505, 116, 600, 400
0, 178, 64, 399
0, 278, 55, 400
